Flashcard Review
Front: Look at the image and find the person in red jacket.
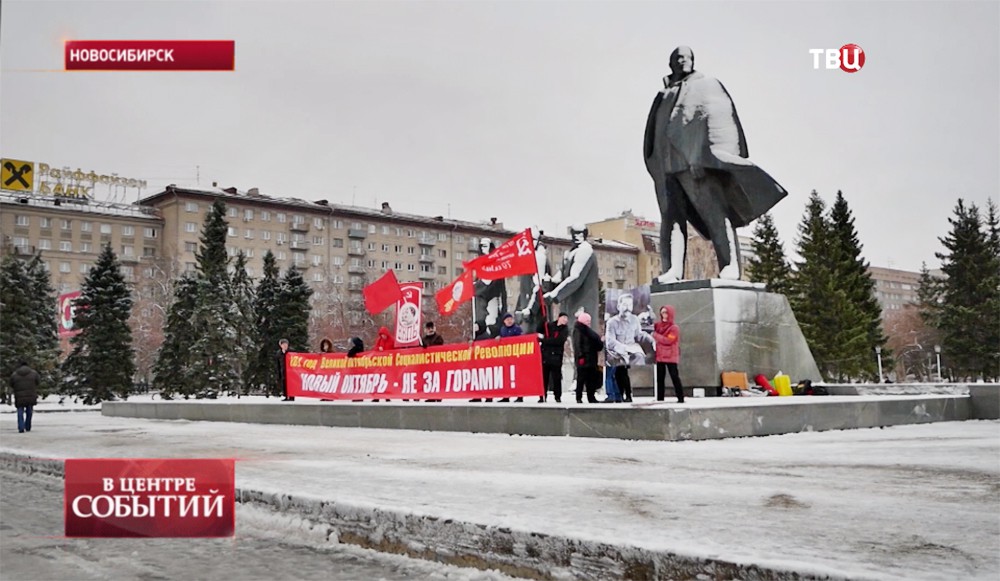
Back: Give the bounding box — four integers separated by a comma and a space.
374, 327, 395, 351
652, 305, 684, 403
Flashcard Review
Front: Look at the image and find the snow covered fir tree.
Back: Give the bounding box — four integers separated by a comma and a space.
0, 254, 62, 400
61, 244, 136, 404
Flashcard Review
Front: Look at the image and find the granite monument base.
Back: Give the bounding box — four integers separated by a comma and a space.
648, 280, 822, 389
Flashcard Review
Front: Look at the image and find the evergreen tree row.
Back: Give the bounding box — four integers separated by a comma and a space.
748, 190, 886, 381
154, 199, 313, 399
749, 191, 999, 382
0, 254, 62, 400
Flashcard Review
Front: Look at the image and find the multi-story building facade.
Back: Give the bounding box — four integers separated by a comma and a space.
0, 190, 164, 292
138, 185, 640, 307
587, 210, 755, 284
867, 265, 934, 316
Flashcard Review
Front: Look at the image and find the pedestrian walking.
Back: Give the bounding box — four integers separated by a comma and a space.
9, 361, 39, 433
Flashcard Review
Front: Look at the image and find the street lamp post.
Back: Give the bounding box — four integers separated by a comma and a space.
875, 346, 883, 383
934, 345, 942, 382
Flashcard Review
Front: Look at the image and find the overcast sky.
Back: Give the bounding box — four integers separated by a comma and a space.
2, 1, 997, 272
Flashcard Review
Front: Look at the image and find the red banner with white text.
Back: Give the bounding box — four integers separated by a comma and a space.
286, 335, 543, 400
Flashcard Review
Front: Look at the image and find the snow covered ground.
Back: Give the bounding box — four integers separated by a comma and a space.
0, 411, 997, 580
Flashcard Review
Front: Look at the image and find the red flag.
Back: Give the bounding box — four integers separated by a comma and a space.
436, 269, 474, 316
363, 270, 403, 314
464, 229, 536, 280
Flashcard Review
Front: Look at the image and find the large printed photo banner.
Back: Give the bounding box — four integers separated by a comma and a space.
286, 335, 543, 400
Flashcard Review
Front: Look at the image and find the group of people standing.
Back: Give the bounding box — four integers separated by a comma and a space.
273, 300, 685, 405
568, 303, 683, 405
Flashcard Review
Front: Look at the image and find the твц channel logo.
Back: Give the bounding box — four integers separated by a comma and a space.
809, 44, 865, 73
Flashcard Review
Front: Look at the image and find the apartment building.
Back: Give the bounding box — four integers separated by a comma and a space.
867, 265, 932, 315
139, 186, 641, 306
587, 210, 755, 284
0, 189, 164, 292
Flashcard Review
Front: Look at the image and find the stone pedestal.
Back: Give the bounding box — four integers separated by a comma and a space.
649, 280, 822, 389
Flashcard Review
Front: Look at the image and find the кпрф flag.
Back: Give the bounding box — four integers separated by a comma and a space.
436, 269, 474, 316
363, 270, 403, 314
464, 229, 536, 280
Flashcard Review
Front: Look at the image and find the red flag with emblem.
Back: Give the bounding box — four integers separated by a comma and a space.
436, 269, 474, 316
463, 229, 536, 280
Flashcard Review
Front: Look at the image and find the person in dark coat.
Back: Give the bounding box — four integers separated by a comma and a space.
536, 312, 569, 403
572, 312, 604, 404
496, 313, 525, 403
347, 337, 364, 358
421, 322, 444, 348
9, 361, 39, 433
276, 339, 293, 401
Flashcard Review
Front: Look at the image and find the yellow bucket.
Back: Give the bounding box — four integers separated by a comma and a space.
774, 373, 792, 396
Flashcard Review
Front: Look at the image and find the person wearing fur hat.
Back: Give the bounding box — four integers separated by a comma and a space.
572, 312, 604, 404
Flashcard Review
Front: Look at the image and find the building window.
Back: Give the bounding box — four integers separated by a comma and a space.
185, 222, 197, 233
456, 251, 463, 261
313, 217, 324, 228
420, 264, 432, 273
381, 244, 390, 252
38, 239, 52, 250
277, 232, 288, 243
438, 249, 447, 258
455, 267, 463, 275
333, 275, 344, 284
313, 255, 322, 266
438, 232, 447, 241
245, 229, 254, 239
367, 242, 377, 251
382, 261, 389, 269
351, 222, 362, 230
382, 226, 390, 235
438, 266, 447, 275
368, 224, 376, 234
407, 264, 415, 272
185, 262, 196, 272
227, 247, 237, 257
143, 247, 156, 257
121, 266, 134, 280
59, 241, 72, 252
60, 262, 71, 273
79, 263, 90, 274
394, 245, 403, 253
313, 236, 324, 245
367, 259, 377, 268
185, 202, 198, 212
312, 272, 324, 282
80, 242, 92, 253
100, 224, 112, 234
81, 221, 92, 232
122, 225, 134, 236
228, 227, 237, 237
39, 217, 51, 229
277, 213, 286, 223
261, 211, 270, 222
245, 248, 254, 258
144, 227, 157, 238
406, 229, 415, 238
228, 207, 238, 218
407, 247, 415, 255
332, 238, 344, 248
394, 262, 403, 270
61, 219, 71, 230
185, 242, 197, 252
292, 215, 304, 225
277, 251, 286, 261
332, 256, 344, 266
244, 209, 254, 221
262, 231, 271, 241
12, 237, 28, 249
332, 220, 344, 229
122, 245, 134, 257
